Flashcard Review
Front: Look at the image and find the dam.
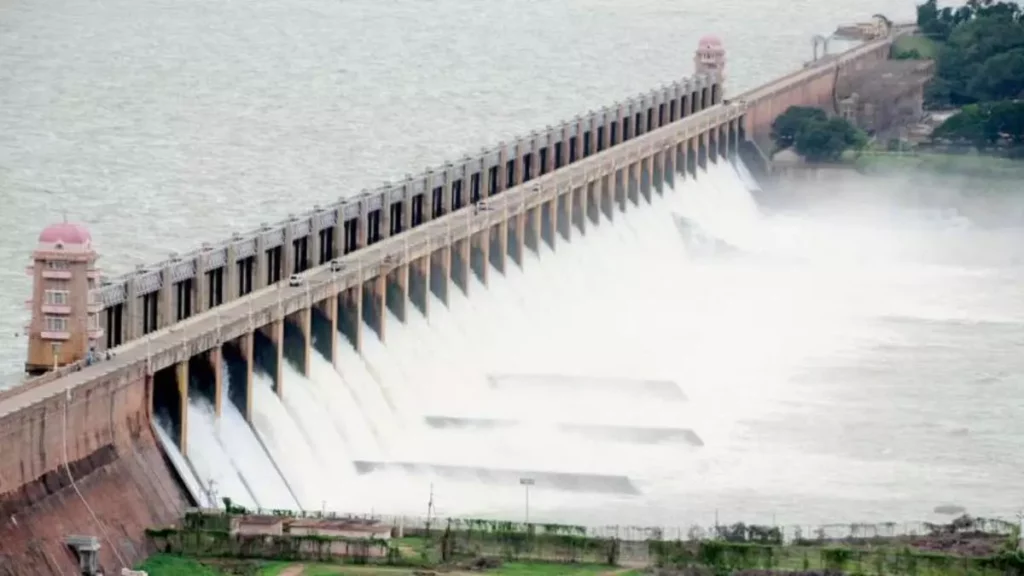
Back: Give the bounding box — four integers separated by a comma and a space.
0, 32, 900, 574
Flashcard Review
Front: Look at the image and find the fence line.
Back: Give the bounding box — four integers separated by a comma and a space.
194, 507, 1016, 544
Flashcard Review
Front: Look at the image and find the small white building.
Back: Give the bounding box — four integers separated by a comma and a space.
287, 519, 392, 541
230, 515, 285, 536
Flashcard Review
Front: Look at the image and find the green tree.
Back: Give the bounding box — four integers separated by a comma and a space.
794, 117, 866, 162
932, 104, 994, 146
770, 106, 827, 150
931, 101, 1024, 147
920, 3, 1024, 106
966, 47, 1024, 101
991, 100, 1024, 144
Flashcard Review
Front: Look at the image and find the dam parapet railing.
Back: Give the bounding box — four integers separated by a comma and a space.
84, 73, 725, 331
731, 28, 905, 104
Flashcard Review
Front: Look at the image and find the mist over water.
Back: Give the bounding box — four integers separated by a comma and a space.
158, 160, 1024, 527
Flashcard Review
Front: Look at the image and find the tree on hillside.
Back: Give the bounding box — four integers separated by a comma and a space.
917, 0, 971, 41
932, 105, 994, 147
794, 117, 867, 162
770, 106, 827, 150
918, 0, 1024, 106
966, 47, 1024, 101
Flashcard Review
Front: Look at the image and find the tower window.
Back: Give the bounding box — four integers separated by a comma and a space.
45, 316, 68, 332
45, 290, 69, 305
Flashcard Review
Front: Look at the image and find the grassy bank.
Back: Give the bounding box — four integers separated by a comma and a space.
853, 151, 1024, 179
136, 554, 225, 575
892, 33, 940, 58
140, 512, 1021, 576
139, 554, 630, 576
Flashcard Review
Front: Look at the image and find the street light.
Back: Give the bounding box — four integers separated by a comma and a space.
519, 477, 535, 524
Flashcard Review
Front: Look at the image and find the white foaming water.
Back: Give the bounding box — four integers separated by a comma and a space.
248, 370, 330, 510
183, 398, 256, 510
157, 371, 299, 511
152, 417, 211, 508
173, 161, 815, 518
176, 159, 1024, 526
305, 354, 380, 460
275, 361, 358, 509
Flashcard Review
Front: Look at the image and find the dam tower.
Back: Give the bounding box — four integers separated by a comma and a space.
694, 35, 726, 79
23, 221, 104, 375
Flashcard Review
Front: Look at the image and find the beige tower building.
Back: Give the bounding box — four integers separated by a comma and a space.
24, 221, 104, 375
695, 34, 727, 79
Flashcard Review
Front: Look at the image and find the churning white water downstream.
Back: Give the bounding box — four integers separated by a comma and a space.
162, 160, 1024, 528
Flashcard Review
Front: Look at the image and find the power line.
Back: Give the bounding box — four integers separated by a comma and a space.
63, 386, 127, 571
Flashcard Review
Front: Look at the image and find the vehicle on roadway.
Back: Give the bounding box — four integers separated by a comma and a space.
288, 273, 304, 287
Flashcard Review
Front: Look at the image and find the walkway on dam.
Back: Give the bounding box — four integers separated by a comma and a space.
734, 31, 903, 101
0, 270, 310, 418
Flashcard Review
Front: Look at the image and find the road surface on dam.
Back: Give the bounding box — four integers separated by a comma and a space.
4, 0, 1024, 531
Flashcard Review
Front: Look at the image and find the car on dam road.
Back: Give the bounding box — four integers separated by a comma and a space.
288, 273, 305, 287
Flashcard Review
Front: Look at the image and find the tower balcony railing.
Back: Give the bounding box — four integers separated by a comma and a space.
41, 270, 72, 280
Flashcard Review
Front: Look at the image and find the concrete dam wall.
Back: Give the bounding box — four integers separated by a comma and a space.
0, 32, 898, 576
0, 369, 190, 575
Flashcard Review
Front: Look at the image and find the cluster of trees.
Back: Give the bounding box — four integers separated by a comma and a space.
919, 0, 1024, 106
770, 106, 867, 162
932, 100, 1024, 147
916, 0, 1024, 147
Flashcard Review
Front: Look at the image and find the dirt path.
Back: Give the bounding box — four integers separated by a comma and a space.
278, 565, 305, 576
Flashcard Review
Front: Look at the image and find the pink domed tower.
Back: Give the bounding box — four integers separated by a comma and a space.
694, 34, 727, 79
24, 220, 104, 375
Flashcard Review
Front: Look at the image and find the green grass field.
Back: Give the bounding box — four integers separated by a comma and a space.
139, 554, 633, 576
893, 33, 940, 58
854, 151, 1024, 178
138, 513, 1017, 576
296, 564, 625, 575
136, 554, 224, 576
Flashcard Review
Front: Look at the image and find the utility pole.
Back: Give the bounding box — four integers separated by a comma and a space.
207, 479, 218, 510
425, 482, 435, 536
519, 478, 534, 524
